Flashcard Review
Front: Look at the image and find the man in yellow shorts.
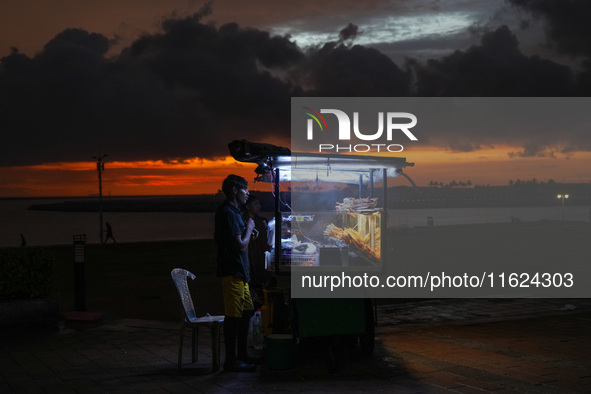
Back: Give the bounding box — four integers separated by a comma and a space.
215, 174, 258, 372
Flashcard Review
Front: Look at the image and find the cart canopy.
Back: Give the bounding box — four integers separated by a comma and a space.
228, 139, 414, 184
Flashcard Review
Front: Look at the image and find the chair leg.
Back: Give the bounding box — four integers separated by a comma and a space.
180, 323, 222, 371
211, 322, 222, 372
192, 327, 199, 364
178, 324, 185, 369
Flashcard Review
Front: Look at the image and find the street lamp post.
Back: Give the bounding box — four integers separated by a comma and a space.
557, 194, 569, 221
93, 154, 107, 243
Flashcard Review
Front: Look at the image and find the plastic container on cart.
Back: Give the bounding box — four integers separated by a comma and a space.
252, 310, 264, 350
264, 334, 295, 370
266, 244, 319, 270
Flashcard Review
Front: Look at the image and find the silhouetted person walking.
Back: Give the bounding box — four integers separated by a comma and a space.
104, 222, 116, 243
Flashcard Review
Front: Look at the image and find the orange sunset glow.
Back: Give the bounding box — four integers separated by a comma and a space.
2, 146, 590, 198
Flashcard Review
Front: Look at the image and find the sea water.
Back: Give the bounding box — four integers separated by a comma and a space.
1, 198, 589, 247
0, 198, 214, 247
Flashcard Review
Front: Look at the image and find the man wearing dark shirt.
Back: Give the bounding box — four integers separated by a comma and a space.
215, 174, 257, 372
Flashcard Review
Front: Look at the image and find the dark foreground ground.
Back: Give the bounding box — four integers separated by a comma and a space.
1, 298, 590, 393
1, 221, 590, 392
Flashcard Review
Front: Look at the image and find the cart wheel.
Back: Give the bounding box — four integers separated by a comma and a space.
359, 300, 375, 356
326, 336, 351, 374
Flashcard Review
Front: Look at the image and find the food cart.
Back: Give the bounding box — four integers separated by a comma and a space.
228, 140, 414, 360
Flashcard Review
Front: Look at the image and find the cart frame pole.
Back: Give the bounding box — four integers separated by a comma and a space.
369, 169, 374, 198
274, 167, 281, 275
382, 168, 388, 269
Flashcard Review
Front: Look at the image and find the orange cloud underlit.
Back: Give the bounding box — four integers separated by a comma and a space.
114, 175, 198, 187
1, 148, 590, 198
0, 156, 268, 197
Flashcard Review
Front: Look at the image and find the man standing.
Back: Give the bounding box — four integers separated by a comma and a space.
215, 174, 257, 372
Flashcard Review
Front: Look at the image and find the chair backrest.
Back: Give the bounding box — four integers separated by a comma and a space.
171, 268, 198, 321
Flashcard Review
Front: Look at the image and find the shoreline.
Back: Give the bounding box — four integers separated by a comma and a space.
2, 219, 588, 249
17, 182, 591, 212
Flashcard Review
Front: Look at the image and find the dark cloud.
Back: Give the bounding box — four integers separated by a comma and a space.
293, 42, 410, 96
507, 0, 591, 95
508, 0, 591, 57
0, 15, 411, 167
338, 23, 360, 43
1, 29, 112, 165
408, 25, 575, 97
403, 24, 591, 157
0, 13, 303, 166
1, 5, 591, 167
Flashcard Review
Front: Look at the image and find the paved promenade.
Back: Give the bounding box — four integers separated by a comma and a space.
1, 298, 590, 393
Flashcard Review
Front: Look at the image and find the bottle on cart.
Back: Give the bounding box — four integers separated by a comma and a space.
247, 311, 255, 347
267, 217, 275, 249
252, 309, 264, 350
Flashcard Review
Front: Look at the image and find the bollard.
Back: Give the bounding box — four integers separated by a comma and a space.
65, 234, 103, 321
73, 234, 87, 312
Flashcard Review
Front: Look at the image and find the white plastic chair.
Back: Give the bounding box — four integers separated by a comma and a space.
170, 268, 224, 371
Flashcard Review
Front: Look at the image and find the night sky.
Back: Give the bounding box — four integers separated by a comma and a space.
1, 0, 590, 196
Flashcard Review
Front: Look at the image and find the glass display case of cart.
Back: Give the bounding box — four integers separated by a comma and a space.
266, 196, 385, 271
